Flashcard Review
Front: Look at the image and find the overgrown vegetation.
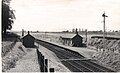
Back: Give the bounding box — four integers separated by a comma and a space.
88, 38, 120, 71
2, 42, 26, 72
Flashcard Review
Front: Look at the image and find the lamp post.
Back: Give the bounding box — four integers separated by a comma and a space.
102, 12, 108, 51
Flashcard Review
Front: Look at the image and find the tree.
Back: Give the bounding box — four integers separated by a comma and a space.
2, 0, 15, 35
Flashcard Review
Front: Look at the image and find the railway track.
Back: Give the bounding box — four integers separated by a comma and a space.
35, 39, 114, 72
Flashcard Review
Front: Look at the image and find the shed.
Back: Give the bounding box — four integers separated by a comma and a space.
22, 32, 35, 48
59, 34, 83, 47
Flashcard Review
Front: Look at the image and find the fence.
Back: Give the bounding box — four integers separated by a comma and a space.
36, 48, 54, 72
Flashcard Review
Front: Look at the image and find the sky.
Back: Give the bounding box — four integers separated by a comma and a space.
10, 0, 120, 32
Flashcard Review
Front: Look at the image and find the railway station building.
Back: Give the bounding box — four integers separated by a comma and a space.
22, 31, 35, 48
59, 33, 83, 47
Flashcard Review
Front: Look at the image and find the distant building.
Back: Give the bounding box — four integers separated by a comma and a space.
59, 34, 83, 47
22, 31, 35, 48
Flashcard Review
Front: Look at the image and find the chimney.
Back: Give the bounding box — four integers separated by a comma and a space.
22, 29, 24, 36
75, 28, 78, 35
28, 31, 30, 35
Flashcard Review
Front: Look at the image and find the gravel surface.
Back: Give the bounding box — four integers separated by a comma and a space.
7, 48, 40, 72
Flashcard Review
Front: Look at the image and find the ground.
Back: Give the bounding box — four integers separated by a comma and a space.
36, 43, 70, 72
2, 32, 97, 72
3, 42, 70, 72
3, 32, 120, 72
32, 32, 97, 59
88, 38, 120, 71
7, 47, 40, 72
31, 32, 120, 71
2, 42, 26, 72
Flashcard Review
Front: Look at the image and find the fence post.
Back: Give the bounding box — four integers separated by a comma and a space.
50, 68, 54, 73
45, 59, 48, 72
41, 55, 44, 72
36, 46, 49, 72
36, 49, 41, 71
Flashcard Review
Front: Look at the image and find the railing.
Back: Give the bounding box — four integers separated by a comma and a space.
36, 48, 54, 72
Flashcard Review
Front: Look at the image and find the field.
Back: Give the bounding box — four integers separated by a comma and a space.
14, 31, 120, 43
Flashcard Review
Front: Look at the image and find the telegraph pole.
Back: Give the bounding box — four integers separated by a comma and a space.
102, 12, 108, 51
85, 29, 88, 46
85, 29, 87, 43
22, 29, 24, 36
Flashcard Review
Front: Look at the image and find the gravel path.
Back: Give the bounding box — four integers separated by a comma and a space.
7, 48, 40, 72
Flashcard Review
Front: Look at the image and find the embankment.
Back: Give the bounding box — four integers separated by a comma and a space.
2, 42, 27, 72
88, 38, 120, 71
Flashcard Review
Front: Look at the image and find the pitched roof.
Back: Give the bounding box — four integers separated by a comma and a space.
22, 34, 35, 39
60, 34, 82, 39
72, 34, 83, 39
